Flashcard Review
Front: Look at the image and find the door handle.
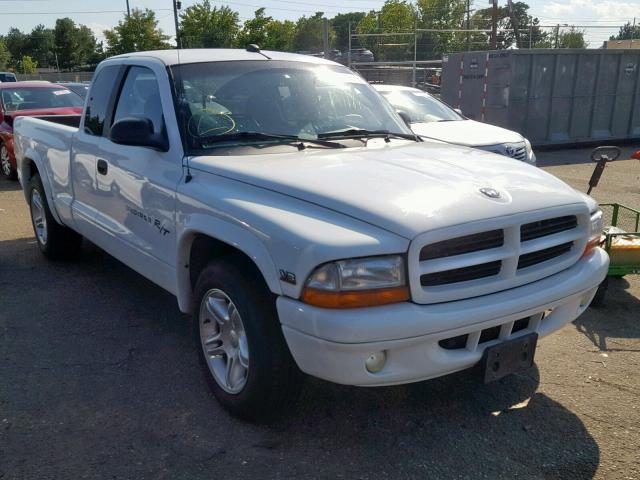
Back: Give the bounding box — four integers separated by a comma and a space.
97, 159, 108, 175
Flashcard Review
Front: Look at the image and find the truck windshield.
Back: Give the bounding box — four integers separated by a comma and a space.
171, 60, 413, 153
0, 87, 83, 112
379, 89, 462, 123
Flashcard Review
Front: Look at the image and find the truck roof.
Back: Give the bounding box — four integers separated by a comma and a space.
110, 48, 338, 67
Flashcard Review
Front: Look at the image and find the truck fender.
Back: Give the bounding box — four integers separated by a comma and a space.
175, 214, 283, 314
19, 148, 64, 226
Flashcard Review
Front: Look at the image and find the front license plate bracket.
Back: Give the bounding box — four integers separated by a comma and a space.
482, 332, 538, 383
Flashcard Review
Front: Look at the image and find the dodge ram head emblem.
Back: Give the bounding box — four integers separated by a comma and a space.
480, 187, 501, 199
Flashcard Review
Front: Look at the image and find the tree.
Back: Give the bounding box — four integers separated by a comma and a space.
293, 12, 335, 52
416, 0, 466, 57
53, 18, 102, 70
263, 20, 296, 51
104, 8, 171, 55
610, 22, 640, 41
471, 1, 549, 50
18, 55, 37, 74
331, 12, 366, 52
356, 1, 416, 60
0, 40, 10, 70
558, 27, 587, 48
180, 1, 239, 48
237, 8, 271, 48
28, 25, 55, 68
4, 28, 28, 69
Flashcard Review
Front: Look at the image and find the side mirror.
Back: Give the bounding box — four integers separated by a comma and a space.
110, 117, 169, 152
396, 110, 412, 126
454, 108, 463, 115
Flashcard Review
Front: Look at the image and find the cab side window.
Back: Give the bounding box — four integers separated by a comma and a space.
84, 66, 121, 136
113, 66, 165, 136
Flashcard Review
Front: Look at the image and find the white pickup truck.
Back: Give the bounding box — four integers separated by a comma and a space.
14, 48, 608, 420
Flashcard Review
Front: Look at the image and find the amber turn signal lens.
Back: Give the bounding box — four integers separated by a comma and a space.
582, 237, 601, 257
300, 286, 410, 309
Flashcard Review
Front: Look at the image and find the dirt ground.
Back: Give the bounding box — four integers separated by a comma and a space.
1, 147, 639, 479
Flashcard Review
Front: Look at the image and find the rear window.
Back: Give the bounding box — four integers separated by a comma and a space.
0, 87, 83, 112
0, 73, 17, 82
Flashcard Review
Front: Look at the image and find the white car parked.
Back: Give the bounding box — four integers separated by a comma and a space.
374, 84, 536, 165
14, 49, 606, 420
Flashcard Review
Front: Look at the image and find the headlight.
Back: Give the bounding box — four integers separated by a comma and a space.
524, 138, 536, 165
584, 209, 604, 256
301, 255, 409, 308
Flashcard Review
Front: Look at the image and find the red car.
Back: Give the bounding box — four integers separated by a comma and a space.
0, 82, 84, 179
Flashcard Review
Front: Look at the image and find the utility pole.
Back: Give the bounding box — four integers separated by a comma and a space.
465, 0, 470, 51
125, 0, 130, 18
323, 18, 329, 58
554, 23, 560, 48
348, 22, 352, 67
173, 0, 181, 49
491, 0, 498, 50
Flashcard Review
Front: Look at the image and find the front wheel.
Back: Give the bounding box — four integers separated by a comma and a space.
29, 173, 82, 259
1, 144, 17, 180
193, 255, 302, 420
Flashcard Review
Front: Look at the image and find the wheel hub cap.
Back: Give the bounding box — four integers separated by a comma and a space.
1, 146, 11, 176
30, 189, 47, 245
199, 289, 249, 394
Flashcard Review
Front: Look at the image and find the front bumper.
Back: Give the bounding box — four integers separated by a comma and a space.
277, 248, 608, 386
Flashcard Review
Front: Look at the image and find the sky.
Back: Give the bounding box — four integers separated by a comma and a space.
1, 0, 639, 48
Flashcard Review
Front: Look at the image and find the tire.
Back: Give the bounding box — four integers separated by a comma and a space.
28, 173, 82, 259
590, 277, 608, 308
193, 255, 302, 421
1, 143, 17, 180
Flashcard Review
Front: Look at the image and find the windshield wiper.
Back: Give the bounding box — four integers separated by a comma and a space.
318, 128, 419, 142
198, 131, 345, 150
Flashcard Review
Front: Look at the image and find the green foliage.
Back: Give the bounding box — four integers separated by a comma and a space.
417, 0, 466, 57
558, 27, 587, 48
237, 8, 271, 48
609, 22, 640, 41
104, 9, 170, 55
263, 20, 296, 51
331, 12, 366, 52
293, 12, 335, 52
471, 1, 548, 50
4, 28, 28, 69
0, 40, 10, 70
180, 1, 239, 48
19, 55, 37, 74
28, 25, 55, 68
356, 1, 415, 60
54, 18, 102, 70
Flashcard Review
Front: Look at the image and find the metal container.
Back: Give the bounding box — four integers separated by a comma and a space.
441, 49, 640, 146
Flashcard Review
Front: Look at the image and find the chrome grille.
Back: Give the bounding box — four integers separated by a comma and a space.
408, 206, 589, 304
479, 141, 527, 161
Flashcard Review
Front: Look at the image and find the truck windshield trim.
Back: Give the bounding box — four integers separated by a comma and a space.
170, 60, 414, 156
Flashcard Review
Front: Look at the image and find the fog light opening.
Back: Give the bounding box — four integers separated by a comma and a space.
365, 351, 387, 373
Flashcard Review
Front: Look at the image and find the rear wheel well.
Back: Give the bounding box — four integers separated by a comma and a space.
188, 235, 265, 292
21, 157, 38, 182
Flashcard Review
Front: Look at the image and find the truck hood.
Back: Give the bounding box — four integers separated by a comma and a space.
411, 119, 524, 146
189, 141, 585, 239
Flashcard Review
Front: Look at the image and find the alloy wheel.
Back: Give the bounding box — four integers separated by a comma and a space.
199, 288, 250, 394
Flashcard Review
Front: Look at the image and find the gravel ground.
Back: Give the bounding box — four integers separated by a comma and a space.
1, 147, 639, 479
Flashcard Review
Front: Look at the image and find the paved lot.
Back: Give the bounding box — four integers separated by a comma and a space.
1, 147, 639, 479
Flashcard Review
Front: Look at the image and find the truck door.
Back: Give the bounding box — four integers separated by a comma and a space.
70, 64, 123, 238
90, 64, 183, 292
